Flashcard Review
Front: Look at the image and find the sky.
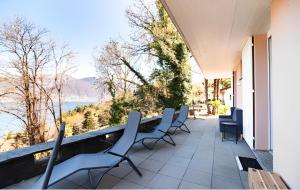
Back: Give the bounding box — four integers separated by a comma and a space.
0, 0, 134, 78
0, 0, 203, 81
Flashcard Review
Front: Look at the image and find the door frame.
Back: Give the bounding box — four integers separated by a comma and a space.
268, 36, 273, 151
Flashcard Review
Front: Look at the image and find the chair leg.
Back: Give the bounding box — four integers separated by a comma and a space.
235, 126, 238, 144
142, 139, 159, 150
93, 166, 115, 189
88, 170, 94, 188
180, 124, 191, 133
169, 127, 179, 135
163, 134, 176, 146
125, 157, 143, 176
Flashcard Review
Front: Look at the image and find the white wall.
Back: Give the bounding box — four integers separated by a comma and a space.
242, 37, 254, 149
270, 0, 300, 188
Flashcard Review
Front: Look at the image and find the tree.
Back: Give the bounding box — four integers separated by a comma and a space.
95, 40, 142, 125
204, 79, 211, 114
95, 40, 142, 100
0, 18, 52, 145
221, 78, 231, 89
126, 0, 191, 109
81, 111, 96, 132
0, 18, 74, 145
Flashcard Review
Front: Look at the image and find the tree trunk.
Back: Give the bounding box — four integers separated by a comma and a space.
204, 79, 211, 114
216, 79, 220, 100
212, 79, 217, 115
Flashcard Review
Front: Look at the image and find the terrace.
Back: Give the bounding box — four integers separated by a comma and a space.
6, 117, 261, 189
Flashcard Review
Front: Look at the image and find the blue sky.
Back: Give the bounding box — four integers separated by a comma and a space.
0, 0, 134, 78
0, 0, 203, 81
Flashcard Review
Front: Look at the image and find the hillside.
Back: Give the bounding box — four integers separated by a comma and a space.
64, 76, 99, 101
0, 76, 99, 102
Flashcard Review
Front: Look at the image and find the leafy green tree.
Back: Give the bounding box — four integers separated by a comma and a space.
127, 0, 191, 109
82, 111, 96, 132
221, 78, 231, 89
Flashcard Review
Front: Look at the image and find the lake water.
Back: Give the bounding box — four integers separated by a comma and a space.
0, 101, 96, 137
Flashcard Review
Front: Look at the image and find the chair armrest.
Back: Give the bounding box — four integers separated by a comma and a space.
219, 115, 232, 119
107, 151, 124, 158
221, 121, 238, 125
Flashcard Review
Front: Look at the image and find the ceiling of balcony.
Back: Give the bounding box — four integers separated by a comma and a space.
161, 0, 271, 79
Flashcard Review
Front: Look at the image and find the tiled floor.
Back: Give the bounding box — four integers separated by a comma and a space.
254, 150, 273, 171
8, 118, 257, 189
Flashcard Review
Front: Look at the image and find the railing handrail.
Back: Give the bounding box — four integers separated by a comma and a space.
0, 115, 163, 164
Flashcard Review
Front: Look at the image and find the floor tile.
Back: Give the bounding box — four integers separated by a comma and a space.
139, 158, 165, 172
179, 180, 210, 189
112, 179, 144, 189
96, 174, 121, 189
159, 163, 187, 179
146, 174, 181, 189
212, 175, 243, 189
168, 156, 191, 168
124, 168, 156, 186
108, 163, 133, 178
123, 155, 145, 166
213, 164, 240, 180
183, 168, 211, 187
149, 150, 174, 163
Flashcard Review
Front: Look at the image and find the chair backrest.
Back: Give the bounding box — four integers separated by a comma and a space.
230, 107, 236, 117
175, 105, 189, 123
109, 111, 141, 156
157, 108, 175, 133
232, 108, 243, 127
41, 123, 65, 189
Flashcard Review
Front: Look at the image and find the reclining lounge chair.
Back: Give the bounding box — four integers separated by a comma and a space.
169, 105, 190, 134
34, 111, 142, 189
134, 108, 175, 150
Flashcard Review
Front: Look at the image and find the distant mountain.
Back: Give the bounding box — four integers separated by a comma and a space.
0, 76, 100, 102
63, 77, 98, 101
79, 77, 96, 83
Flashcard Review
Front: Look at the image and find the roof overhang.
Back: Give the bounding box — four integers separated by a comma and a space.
161, 0, 271, 79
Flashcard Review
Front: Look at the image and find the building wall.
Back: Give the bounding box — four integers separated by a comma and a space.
253, 34, 269, 150
270, 0, 300, 188
234, 63, 243, 109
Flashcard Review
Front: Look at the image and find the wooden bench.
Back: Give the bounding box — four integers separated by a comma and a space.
248, 168, 289, 189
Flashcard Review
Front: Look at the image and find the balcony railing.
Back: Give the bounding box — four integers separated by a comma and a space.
0, 112, 179, 188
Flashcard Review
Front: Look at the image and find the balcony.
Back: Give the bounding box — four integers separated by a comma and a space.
6, 117, 259, 189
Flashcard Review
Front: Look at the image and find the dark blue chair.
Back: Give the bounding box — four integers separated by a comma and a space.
219, 107, 236, 132
219, 108, 243, 143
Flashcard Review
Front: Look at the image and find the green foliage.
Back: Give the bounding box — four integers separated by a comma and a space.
221, 78, 231, 89
82, 111, 96, 132
108, 97, 135, 126
109, 100, 125, 126
147, 1, 191, 109
74, 106, 86, 113
208, 100, 222, 107
125, 0, 192, 110
208, 100, 229, 115
218, 104, 229, 115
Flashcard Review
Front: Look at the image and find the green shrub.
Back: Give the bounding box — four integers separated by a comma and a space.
208, 100, 229, 115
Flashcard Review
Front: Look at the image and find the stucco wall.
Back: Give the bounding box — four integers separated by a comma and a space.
270, 0, 300, 188
234, 62, 243, 109
253, 34, 269, 150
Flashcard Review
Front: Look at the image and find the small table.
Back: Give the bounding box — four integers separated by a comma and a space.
221, 121, 239, 144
